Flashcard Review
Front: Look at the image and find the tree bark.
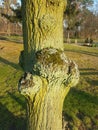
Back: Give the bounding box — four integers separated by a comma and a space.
19, 48, 79, 130
21, 0, 67, 71
19, 1, 79, 130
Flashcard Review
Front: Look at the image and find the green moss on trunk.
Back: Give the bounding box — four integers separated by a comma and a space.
19, 48, 79, 130
19, 1, 79, 130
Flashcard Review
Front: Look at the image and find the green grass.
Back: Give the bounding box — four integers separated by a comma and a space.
0, 41, 26, 130
0, 35, 23, 43
63, 44, 98, 130
64, 38, 85, 44
64, 43, 98, 56
0, 41, 98, 130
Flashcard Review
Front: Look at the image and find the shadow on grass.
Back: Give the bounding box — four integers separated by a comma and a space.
0, 103, 26, 130
63, 87, 98, 127
79, 68, 96, 71
80, 71, 98, 75
0, 36, 23, 44
64, 49, 98, 57
87, 79, 98, 86
79, 68, 98, 76
63, 88, 98, 112
7, 92, 26, 109
0, 36, 10, 41
69, 88, 98, 105
0, 56, 22, 70
63, 88, 98, 130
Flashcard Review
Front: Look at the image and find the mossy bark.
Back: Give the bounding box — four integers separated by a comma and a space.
26, 82, 70, 130
19, 1, 79, 130
21, 0, 67, 71
19, 48, 79, 130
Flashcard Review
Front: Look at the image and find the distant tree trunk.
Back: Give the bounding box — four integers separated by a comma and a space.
19, 1, 79, 130
15, 23, 18, 34
67, 31, 71, 43
7, 21, 11, 36
4, 0, 11, 36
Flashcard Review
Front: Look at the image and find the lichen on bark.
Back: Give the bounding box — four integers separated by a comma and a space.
19, 48, 79, 130
19, 0, 79, 130
21, 0, 67, 71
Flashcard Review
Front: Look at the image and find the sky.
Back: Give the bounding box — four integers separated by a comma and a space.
90, 0, 98, 13
0, 0, 21, 5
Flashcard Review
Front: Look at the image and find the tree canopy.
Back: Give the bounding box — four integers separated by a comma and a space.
64, 0, 94, 39
1, 0, 22, 23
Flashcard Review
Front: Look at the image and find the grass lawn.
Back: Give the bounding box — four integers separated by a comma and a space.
0, 40, 26, 130
0, 41, 98, 130
63, 44, 98, 130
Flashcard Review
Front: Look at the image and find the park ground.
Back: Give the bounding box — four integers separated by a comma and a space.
0, 39, 98, 130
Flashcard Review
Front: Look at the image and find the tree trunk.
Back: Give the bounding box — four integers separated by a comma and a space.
7, 21, 11, 36
25, 79, 70, 130
21, 0, 67, 71
67, 31, 70, 43
19, 1, 79, 130
19, 48, 79, 130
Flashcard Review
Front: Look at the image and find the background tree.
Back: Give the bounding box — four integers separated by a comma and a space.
2, 0, 12, 36
0, 0, 22, 36
1, 1, 22, 23
64, 0, 93, 43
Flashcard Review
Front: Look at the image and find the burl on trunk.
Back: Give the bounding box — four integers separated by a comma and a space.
19, 0, 79, 130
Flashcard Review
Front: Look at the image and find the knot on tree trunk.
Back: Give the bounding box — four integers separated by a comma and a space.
19, 48, 79, 97
18, 48, 79, 130
34, 48, 79, 86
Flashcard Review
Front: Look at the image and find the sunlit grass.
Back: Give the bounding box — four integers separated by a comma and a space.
0, 41, 98, 130
0, 40, 26, 129
63, 43, 98, 130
